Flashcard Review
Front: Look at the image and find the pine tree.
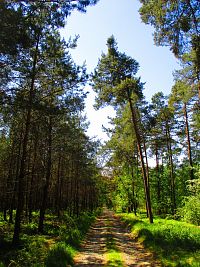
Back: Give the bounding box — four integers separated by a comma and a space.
92, 36, 153, 223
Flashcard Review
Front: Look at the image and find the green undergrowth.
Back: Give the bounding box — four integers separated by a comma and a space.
118, 213, 200, 267
45, 242, 76, 267
0, 209, 99, 267
105, 220, 124, 267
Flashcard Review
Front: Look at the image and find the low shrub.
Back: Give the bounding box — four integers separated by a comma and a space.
76, 212, 96, 234
67, 228, 81, 247
45, 242, 75, 267
59, 211, 96, 247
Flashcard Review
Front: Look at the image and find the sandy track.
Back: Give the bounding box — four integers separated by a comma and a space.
74, 210, 161, 267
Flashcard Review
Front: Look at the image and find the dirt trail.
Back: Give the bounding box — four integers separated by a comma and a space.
74, 210, 161, 267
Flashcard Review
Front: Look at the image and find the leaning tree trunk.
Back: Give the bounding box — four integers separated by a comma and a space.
142, 139, 150, 218
127, 93, 153, 223
131, 165, 137, 215
183, 102, 194, 180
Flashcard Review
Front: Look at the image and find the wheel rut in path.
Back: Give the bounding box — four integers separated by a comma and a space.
74, 210, 161, 267
74, 211, 108, 267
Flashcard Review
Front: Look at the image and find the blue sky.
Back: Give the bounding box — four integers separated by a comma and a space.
61, 0, 179, 141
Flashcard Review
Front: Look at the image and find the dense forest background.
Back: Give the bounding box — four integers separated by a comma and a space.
0, 0, 199, 266
0, 0, 102, 246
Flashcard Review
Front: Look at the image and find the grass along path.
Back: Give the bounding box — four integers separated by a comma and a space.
74, 210, 161, 267
119, 213, 200, 266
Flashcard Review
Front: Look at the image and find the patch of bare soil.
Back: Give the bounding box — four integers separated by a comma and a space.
73, 212, 108, 267
74, 210, 161, 267
110, 211, 161, 267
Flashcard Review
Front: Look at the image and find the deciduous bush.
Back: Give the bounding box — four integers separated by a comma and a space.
178, 178, 200, 225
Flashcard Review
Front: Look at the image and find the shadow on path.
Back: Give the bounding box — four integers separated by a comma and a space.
74, 210, 161, 267
110, 212, 161, 267
74, 211, 108, 267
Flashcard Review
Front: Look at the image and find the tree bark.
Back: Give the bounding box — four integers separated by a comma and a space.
28, 136, 38, 222
12, 34, 40, 245
183, 102, 194, 180
38, 117, 52, 233
56, 153, 61, 218
127, 93, 153, 223
131, 165, 137, 215
155, 144, 161, 215
165, 121, 176, 214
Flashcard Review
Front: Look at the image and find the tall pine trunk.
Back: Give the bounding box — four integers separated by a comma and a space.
28, 136, 38, 222
38, 117, 52, 233
183, 102, 194, 180
128, 93, 153, 223
131, 165, 137, 215
165, 122, 176, 214
155, 144, 161, 215
12, 34, 40, 245
56, 153, 61, 218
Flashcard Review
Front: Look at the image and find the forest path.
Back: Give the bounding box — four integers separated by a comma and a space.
73, 210, 161, 267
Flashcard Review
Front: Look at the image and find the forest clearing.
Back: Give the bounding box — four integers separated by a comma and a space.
0, 0, 199, 266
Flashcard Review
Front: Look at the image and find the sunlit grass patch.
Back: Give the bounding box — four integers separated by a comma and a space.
119, 213, 200, 267
106, 250, 124, 267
